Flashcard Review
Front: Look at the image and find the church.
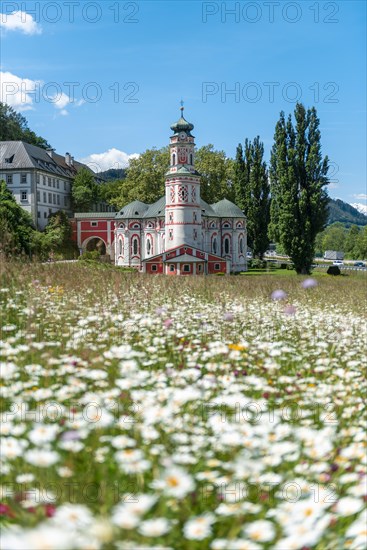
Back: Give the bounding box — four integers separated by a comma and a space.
72, 106, 248, 275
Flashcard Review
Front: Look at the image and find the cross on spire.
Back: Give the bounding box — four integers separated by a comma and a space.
180, 99, 184, 115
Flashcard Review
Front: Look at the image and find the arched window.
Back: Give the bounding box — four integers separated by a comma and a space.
172, 153, 176, 165
132, 238, 139, 256
190, 153, 193, 165
224, 237, 230, 255
239, 238, 243, 254
212, 237, 217, 254
147, 239, 151, 255
119, 239, 122, 256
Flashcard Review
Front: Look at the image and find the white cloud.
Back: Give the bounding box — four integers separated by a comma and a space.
352, 194, 367, 201
79, 148, 140, 173
0, 10, 42, 35
0, 70, 41, 111
50, 92, 85, 115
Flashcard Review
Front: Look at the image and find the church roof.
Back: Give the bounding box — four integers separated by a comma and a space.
115, 200, 149, 219
200, 199, 217, 217
211, 199, 246, 218
143, 196, 165, 218
165, 253, 206, 263
166, 165, 201, 177
115, 197, 245, 220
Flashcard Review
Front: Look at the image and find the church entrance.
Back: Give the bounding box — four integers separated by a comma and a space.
84, 238, 107, 256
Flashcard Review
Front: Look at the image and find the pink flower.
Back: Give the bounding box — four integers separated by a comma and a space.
301, 278, 318, 289
284, 305, 297, 316
164, 319, 173, 329
271, 289, 287, 300
223, 313, 234, 322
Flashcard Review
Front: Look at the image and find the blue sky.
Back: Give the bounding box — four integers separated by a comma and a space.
1, 0, 366, 204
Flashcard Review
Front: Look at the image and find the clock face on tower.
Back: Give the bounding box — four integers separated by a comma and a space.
179, 132, 186, 141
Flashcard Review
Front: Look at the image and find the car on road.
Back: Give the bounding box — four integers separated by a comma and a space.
354, 261, 366, 267
333, 260, 344, 266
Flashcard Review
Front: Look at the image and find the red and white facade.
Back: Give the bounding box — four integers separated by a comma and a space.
72, 108, 247, 274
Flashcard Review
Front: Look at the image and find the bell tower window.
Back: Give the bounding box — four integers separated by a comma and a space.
172, 153, 176, 165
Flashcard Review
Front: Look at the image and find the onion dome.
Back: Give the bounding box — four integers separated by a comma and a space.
170, 101, 194, 135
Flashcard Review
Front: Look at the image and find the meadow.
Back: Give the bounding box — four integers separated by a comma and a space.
1, 261, 366, 550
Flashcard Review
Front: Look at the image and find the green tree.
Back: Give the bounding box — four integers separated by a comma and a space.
0, 180, 34, 256
109, 145, 236, 210
0, 102, 51, 148
354, 226, 367, 260
269, 104, 329, 274
195, 145, 235, 203
321, 223, 346, 253
72, 168, 99, 212
234, 137, 270, 258
344, 225, 361, 258
110, 147, 169, 209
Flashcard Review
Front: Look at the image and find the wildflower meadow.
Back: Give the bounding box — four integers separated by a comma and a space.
1, 261, 366, 550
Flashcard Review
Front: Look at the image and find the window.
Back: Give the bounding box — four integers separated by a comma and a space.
178, 185, 188, 202
48, 177, 51, 186
43, 192, 46, 202
169, 230, 173, 240
44, 212, 47, 218
64, 197, 68, 207
6, 174, 13, 184
198, 264, 203, 272
57, 180, 59, 189
214, 263, 220, 270
119, 240, 122, 256
172, 153, 176, 165
91, 222, 98, 227
37, 191, 40, 201
21, 191, 27, 201
53, 178, 56, 187
224, 238, 230, 255
49, 193, 52, 203
37, 211, 41, 218
5, 155, 14, 164
151, 264, 157, 272
21, 174, 27, 184
43, 176, 46, 184
53, 194, 56, 204
183, 264, 190, 273
36, 173, 40, 184
132, 238, 139, 255
212, 238, 217, 254
169, 265, 175, 272
169, 212, 173, 223
190, 154, 193, 164
146, 239, 151, 255
239, 238, 243, 254
64, 182, 67, 191
57, 195, 60, 205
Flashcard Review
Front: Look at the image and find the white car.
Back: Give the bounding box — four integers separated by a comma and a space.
333, 260, 344, 266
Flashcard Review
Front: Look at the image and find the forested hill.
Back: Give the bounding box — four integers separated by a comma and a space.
98, 168, 126, 181
328, 199, 367, 226
0, 102, 51, 149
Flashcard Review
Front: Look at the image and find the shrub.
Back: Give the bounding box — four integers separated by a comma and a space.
327, 265, 341, 276
78, 250, 101, 262
286, 263, 295, 270
251, 259, 267, 269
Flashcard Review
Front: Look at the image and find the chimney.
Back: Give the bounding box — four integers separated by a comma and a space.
46, 147, 55, 159
71, 156, 75, 166
65, 152, 72, 166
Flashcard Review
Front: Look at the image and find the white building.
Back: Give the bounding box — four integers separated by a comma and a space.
0, 141, 108, 230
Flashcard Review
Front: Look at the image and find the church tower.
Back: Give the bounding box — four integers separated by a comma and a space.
165, 103, 203, 250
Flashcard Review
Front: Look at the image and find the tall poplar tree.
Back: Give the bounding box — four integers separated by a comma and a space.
269, 104, 329, 274
234, 137, 270, 258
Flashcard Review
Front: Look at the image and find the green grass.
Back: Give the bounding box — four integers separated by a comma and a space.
0, 260, 366, 550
